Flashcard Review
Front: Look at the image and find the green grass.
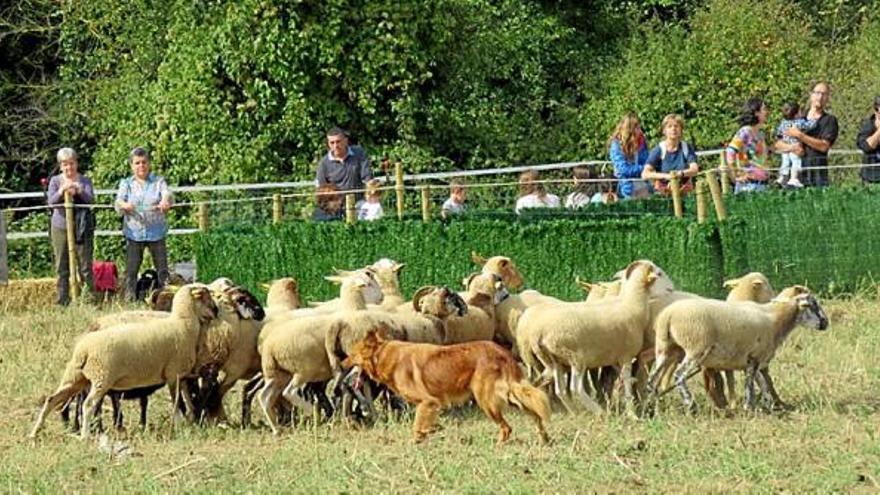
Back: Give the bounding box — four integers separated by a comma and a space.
2, 297, 880, 493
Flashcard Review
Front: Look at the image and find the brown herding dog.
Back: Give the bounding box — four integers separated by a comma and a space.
342, 329, 550, 444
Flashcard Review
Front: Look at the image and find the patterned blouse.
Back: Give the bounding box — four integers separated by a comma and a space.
725, 126, 767, 169
114, 173, 172, 242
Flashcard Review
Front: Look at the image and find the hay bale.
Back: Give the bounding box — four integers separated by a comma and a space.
0, 278, 57, 313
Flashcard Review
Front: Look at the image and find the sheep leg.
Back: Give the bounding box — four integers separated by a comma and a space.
572, 367, 603, 415
281, 377, 314, 422
743, 360, 759, 411
724, 370, 737, 407
618, 360, 638, 419
111, 392, 125, 430
553, 366, 575, 414
258, 377, 286, 435
645, 352, 671, 399
80, 384, 109, 439
673, 357, 700, 415
241, 375, 263, 428
758, 367, 789, 410
29, 381, 87, 439
138, 395, 149, 430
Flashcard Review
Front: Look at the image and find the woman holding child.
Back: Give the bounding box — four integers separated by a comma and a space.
725, 97, 770, 193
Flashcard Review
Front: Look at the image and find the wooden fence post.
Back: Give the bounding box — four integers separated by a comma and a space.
695, 179, 707, 224
420, 186, 431, 222
198, 203, 209, 232
345, 193, 356, 224
64, 191, 79, 300
719, 152, 731, 195
0, 209, 8, 285
705, 170, 727, 221
395, 162, 405, 220
669, 175, 683, 218
272, 193, 283, 225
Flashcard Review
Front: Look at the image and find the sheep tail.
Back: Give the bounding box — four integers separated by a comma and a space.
61, 346, 89, 386
324, 320, 345, 374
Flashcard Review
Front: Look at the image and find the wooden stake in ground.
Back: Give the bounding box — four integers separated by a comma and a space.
669, 175, 683, 218
272, 193, 283, 225
345, 193, 356, 224
64, 191, 79, 300
696, 179, 707, 224
420, 186, 431, 222
0, 209, 7, 285
395, 162, 405, 220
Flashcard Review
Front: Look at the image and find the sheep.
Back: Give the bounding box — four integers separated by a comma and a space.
701, 272, 777, 408
311, 259, 407, 313
263, 277, 302, 320
257, 270, 382, 434
575, 276, 622, 303
646, 285, 829, 413
29, 285, 218, 439
514, 261, 668, 415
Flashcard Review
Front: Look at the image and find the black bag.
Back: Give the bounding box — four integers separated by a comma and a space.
74, 206, 95, 243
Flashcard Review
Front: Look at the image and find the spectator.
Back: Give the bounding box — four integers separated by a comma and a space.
356, 181, 384, 221
441, 179, 468, 219
312, 184, 344, 222
643, 114, 700, 195
856, 95, 880, 184
315, 126, 374, 195
726, 98, 770, 193
515, 169, 560, 214
608, 112, 650, 199
47, 147, 95, 305
774, 101, 815, 188
776, 82, 838, 187
564, 166, 599, 209
114, 147, 172, 302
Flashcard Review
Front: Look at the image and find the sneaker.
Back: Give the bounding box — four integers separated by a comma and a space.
775, 177, 786, 186
787, 178, 804, 188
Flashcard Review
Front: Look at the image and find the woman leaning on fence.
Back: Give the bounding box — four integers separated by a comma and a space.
47, 148, 96, 305
114, 147, 173, 302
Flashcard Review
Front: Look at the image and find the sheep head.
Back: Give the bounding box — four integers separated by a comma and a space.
471, 252, 524, 290
224, 286, 266, 321
795, 293, 829, 331
412, 285, 468, 319
326, 269, 383, 306
171, 284, 218, 322
265, 277, 300, 310
619, 260, 674, 297
368, 258, 405, 294
724, 272, 775, 303
465, 272, 504, 307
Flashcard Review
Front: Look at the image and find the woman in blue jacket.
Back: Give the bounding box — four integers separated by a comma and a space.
608, 112, 650, 199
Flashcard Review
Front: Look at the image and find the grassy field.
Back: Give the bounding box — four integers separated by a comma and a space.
2, 296, 880, 493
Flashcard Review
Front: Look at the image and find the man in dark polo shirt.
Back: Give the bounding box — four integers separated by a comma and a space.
857, 96, 880, 184
777, 82, 838, 187
315, 126, 374, 194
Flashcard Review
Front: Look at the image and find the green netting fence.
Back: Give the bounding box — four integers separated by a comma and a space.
195, 185, 880, 303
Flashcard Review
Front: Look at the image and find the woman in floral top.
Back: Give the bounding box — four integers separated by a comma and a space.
725, 97, 770, 193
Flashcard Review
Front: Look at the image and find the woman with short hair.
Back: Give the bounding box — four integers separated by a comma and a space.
114, 147, 173, 301
47, 147, 95, 305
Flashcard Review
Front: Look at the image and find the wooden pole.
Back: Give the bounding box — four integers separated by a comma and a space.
198, 203, 209, 232
695, 179, 707, 224
705, 170, 727, 221
345, 193, 356, 224
272, 193, 283, 225
395, 162, 405, 220
0, 209, 9, 285
719, 152, 731, 195
669, 175, 683, 218
420, 186, 431, 222
64, 190, 79, 300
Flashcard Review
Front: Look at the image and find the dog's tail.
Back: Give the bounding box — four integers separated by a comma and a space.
507, 380, 551, 422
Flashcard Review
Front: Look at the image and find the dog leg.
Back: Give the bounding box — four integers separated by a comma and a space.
413, 401, 441, 443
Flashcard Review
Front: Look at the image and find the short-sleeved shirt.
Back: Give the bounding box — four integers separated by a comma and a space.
515, 194, 560, 214
115, 173, 172, 242
646, 141, 698, 174
857, 115, 880, 182
776, 118, 816, 145
441, 197, 466, 216
801, 112, 838, 186
315, 145, 373, 194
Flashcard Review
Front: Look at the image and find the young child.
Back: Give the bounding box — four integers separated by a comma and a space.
515, 169, 560, 214
312, 184, 344, 222
775, 102, 815, 188
356, 181, 384, 221
564, 166, 599, 209
441, 179, 468, 219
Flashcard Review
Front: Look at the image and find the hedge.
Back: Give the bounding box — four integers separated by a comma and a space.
196, 185, 880, 302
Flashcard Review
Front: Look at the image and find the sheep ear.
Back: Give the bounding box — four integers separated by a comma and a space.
498, 258, 509, 268
324, 275, 344, 285
751, 279, 765, 290
392, 263, 406, 273
722, 277, 740, 289
792, 285, 810, 296
462, 273, 478, 289
260, 282, 271, 291
623, 261, 643, 280
575, 275, 594, 293
471, 251, 487, 266
644, 270, 658, 285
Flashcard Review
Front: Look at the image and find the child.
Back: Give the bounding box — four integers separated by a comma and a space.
441, 179, 468, 219
564, 166, 599, 209
356, 181, 384, 221
312, 184, 344, 222
515, 169, 560, 214
775, 102, 815, 188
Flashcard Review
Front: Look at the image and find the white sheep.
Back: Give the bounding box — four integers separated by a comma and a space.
29, 285, 218, 438
514, 261, 668, 415
647, 285, 829, 413
263, 278, 301, 320
257, 270, 382, 433
311, 259, 407, 313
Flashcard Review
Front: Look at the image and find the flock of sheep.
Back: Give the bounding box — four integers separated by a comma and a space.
27, 254, 830, 441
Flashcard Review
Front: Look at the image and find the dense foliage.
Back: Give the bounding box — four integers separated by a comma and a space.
3, 0, 879, 194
